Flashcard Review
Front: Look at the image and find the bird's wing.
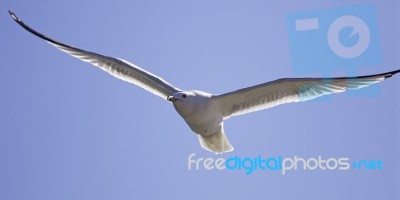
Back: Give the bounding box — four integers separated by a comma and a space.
9, 11, 181, 100
213, 70, 400, 119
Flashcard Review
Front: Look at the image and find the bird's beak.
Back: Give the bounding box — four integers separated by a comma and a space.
167, 96, 176, 102
167, 96, 182, 103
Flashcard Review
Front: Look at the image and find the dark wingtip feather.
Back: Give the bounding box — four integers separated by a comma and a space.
384, 69, 400, 79
8, 10, 76, 50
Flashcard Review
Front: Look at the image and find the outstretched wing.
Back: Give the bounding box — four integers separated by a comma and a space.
9, 10, 181, 100
213, 70, 400, 119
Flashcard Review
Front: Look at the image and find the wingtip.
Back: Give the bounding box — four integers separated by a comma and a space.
8, 10, 19, 22
384, 69, 400, 79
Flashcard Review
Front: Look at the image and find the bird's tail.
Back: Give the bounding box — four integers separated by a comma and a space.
198, 129, 233, 154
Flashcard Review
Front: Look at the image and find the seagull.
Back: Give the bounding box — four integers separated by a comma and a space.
9, 10, 400, 154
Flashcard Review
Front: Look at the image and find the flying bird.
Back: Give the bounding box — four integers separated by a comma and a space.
9, 10, 400, 154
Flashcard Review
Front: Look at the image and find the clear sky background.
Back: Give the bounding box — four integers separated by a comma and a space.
1, 0, 399, 199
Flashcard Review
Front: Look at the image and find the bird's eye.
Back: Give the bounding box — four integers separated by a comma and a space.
182, 94, 187, 98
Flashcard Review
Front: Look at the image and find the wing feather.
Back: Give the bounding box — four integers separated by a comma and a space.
9, 11, 181, 99
213, 70, 400, 119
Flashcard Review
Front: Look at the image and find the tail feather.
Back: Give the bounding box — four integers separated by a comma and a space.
198, 129, 233, 154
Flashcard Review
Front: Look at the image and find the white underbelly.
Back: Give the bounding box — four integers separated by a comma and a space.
186, 119, 223, 136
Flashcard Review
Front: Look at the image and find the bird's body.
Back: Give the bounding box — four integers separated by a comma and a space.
9, 10, 400, 154
169, 91, 233, 152
171, 91, 217, 133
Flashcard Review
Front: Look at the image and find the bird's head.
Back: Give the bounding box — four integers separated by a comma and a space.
167, 90, 212, 119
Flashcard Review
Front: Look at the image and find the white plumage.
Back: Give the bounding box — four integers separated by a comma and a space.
9, 11, 400, 154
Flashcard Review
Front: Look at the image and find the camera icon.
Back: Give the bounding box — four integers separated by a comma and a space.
287, 4, 382, 98
286, 4, 382, 75
327, 15, 370, 59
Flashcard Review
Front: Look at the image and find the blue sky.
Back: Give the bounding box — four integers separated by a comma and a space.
1, 0, 399, 199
